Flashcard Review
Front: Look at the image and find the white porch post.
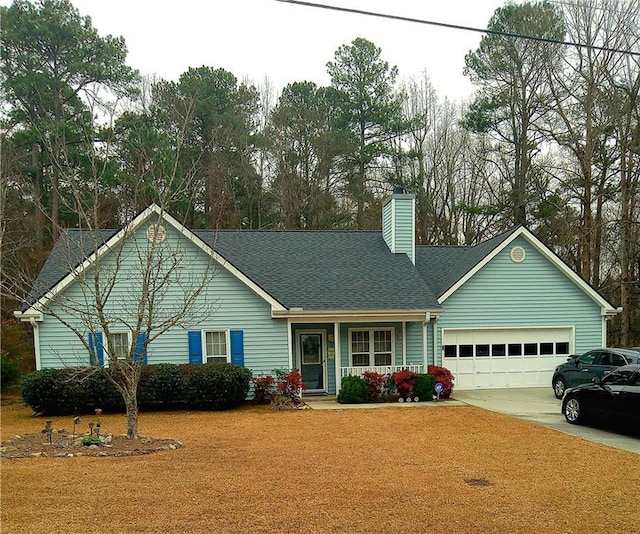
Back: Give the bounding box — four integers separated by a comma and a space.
423, 319, 428, 370
287, 319, 293, 369
402, 321, 407, 367
433, 316, 439, 367
334, 322, 341, 394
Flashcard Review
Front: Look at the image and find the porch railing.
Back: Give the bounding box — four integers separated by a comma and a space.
340, 365, 424, 378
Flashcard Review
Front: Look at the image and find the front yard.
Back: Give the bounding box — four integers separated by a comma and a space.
1, 402, 636, 533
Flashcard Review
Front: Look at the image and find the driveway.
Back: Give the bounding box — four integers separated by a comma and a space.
453, 388, 640, 454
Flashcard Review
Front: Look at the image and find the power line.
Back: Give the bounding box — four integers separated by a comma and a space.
275, 0, 640, 57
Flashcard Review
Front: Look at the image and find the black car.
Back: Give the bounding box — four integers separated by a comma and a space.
562, 364, 640, 431
551, 348, 640, 399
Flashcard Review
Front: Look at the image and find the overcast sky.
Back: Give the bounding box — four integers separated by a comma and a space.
9, 0, 512, 101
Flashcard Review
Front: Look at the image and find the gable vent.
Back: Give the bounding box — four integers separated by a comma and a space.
510, 246, 526, 263
146, 224, 166, 244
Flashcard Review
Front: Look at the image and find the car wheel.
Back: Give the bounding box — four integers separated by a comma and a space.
553, 376, 566, 399
564, 396, 583, 425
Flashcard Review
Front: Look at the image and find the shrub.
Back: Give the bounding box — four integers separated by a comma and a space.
83, 370, 124, 412
251, 374, 276, 405
1, 357, 21, 390
413, 373, 435, 401
21, 368, 84, 415
139, 364, 186, 409
274, 368, 306, 404
392, 369, 419, 399
428, 365, 455, 398
185, 362, 252, 410
337, 375, 368, 404
362, 371, 387, 402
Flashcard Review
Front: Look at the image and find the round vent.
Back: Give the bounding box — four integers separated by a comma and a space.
510, 246, 526, 263
146, 224, 166, 243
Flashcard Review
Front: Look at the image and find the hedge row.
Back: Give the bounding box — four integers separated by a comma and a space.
21, 363, 252, 415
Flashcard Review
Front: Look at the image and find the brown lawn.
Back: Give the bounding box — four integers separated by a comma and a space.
1, 402, 637, 534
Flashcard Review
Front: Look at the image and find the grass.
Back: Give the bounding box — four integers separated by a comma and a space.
1, 402, 637, 533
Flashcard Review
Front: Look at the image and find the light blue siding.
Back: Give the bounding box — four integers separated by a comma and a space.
405, 322, 426, 366
382, 194, 415, 263
435, 236, 604, 361
37, 222, 289, 375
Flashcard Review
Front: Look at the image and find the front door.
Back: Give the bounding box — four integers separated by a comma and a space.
299, 332, 324, 392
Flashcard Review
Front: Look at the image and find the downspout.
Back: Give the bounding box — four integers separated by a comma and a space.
30, 317, 42, 370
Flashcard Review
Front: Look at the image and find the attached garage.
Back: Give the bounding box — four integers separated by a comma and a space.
442, 327, 573, 389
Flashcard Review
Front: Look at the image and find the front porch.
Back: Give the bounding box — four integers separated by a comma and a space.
340, 365, 424, 378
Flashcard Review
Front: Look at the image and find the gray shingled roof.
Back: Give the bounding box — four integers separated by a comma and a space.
414, 227, 520, 297
24, 228, 443, 313
23, 221, 522, 313
201, 230, 439, 311
23, 229, 117, 309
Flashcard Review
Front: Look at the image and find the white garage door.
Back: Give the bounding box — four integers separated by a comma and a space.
442, 328, 573, 389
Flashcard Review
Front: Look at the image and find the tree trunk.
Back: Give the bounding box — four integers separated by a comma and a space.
124, 390, 139, 440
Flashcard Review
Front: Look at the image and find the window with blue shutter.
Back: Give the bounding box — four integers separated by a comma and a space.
88, 332, 104, 366
230, 330, 244, 366
134, 333, 147, 364
188, 331, 203, 364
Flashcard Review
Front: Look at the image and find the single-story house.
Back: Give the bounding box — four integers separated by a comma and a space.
15, 191, 621, 393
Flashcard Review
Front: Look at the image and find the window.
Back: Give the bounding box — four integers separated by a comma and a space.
476, 344, 490, 357
524, 343, 538, 356
205, 331, 228, 363
508, 344, 522, 356
540, 343, 554, 355
373, 330, 392, 366
459, 345, 473, 358
109, 332, 130, 360
492, 344, 506, 357
556, 342, 569, 355
444, 345, 457, 358
578, 351, 597, 365
350, 329, 393, 367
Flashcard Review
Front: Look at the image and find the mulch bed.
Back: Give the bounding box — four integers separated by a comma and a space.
1, 401, 637, 534
1, 430, 182, 458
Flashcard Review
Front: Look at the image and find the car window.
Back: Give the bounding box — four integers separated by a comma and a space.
611, 353, 627, 366
629, 373, 640, 387
598, 352, 613, 365
603, 370, 631, 385
579, 351, 598, 365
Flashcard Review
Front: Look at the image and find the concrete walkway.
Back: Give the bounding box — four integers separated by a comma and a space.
303, 396, 464, 410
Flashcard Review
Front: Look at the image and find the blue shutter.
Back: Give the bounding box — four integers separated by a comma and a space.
230, 330, 244, 366
134, 333, 147, 364
188, 331, 203, 364
88, 332, 104, 366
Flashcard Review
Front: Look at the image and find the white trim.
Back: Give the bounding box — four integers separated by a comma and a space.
411, 198, 416, 265
334, 322, 341, 393
272, 309, 440, 322
402, 321, 407, 367
104, 330, 132, 365
438, 227, 620, 316
32, 319, 42, 370
390, 198, 396, 252
21, 204, 286, 317
287, 319, 293, 369
202, 329, 231, 364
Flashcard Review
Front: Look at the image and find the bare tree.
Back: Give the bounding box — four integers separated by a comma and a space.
10, 92, 217, 440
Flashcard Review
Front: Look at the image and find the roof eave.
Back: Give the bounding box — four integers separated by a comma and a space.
272, 308, 442, 322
